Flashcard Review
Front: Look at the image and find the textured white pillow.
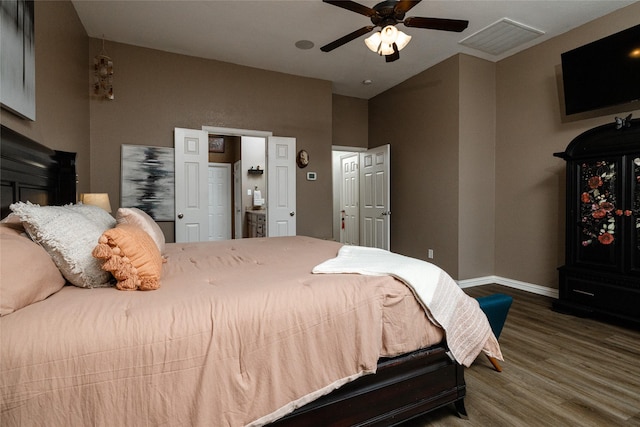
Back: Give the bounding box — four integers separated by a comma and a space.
116, 207, 166, 253
69, 203, 116, 230
9, 202, 114, 288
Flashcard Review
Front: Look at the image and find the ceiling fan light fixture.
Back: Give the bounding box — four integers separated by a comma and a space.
380, 25, 398, 44
395, 31, 412, 51
364, 32, 382, 52
365, 26, 411, 57
322, 0, 468, 61
378, 43, 396, 56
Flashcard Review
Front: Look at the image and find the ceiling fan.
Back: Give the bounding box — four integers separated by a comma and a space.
320, 0, 469, 62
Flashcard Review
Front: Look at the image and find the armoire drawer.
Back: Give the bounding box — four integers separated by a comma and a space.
565, 276, 639, 318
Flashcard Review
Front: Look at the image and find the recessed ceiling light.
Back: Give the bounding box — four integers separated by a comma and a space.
362, 79, 373, 85
295, 40, 314, 50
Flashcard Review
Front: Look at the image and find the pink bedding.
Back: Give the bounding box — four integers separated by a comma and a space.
1, 236, 445, 426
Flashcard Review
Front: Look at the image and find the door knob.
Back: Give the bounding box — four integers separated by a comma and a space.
382, 211, 392, 216
290, 211, 295, 217
177, 213, 184, 219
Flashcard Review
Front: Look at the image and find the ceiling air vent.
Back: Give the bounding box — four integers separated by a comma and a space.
459, 18, 545, 56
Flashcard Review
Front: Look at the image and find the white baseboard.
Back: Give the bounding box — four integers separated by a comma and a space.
457, 275, 559, 299
456, 276, 495, 289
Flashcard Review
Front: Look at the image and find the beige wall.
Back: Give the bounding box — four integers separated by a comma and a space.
332, 94, 368, 148
88, 39, 333, 242
495, 3, 640, 288
369, 54, 496, 279
458, 55, 496, 279
1, 1, 89, 195
369, 56, 461, 276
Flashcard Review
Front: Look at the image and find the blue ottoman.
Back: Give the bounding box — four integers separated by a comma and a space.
476, 293, 513, 372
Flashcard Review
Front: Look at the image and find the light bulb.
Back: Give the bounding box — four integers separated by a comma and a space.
380, 25, 398, 44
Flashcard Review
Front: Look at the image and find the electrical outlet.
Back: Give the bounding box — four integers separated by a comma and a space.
428, 249, 434, 259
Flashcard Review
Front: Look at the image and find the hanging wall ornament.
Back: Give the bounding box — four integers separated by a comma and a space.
93, 38, 114, 100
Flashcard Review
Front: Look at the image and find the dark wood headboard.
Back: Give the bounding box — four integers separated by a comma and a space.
1, 125, 77, 218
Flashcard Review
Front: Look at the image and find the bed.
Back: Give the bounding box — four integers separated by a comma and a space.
0, 125, 500, 426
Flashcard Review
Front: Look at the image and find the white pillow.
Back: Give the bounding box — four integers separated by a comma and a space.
116, 207, 166, 253
69, 203, 116, 230
9, 202, 114, 288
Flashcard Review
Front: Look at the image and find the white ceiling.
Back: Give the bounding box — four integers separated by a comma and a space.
71, 0, 637, 99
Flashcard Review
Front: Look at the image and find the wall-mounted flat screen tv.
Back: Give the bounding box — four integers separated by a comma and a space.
561, 24, 640, 116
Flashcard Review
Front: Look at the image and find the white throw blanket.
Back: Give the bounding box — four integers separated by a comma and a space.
313, 245, 502, 367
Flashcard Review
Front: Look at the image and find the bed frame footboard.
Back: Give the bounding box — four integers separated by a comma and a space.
270, 344, 465, 427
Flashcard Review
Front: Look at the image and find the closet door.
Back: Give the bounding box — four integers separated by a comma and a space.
340, 152, 360, 245
360, 144, 390, 250
208, 163, 231, 241
267, 136, 296, 237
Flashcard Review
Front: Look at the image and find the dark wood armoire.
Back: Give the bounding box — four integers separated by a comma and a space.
554, 117, 640, 326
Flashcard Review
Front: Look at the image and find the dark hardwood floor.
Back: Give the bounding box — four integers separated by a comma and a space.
403, 284, 640, 426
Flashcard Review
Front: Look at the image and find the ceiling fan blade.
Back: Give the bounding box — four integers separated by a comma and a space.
320, 26, 375, 52
394, 0, 421, 15
404, 16, 469, 32
322, 0, 376, 18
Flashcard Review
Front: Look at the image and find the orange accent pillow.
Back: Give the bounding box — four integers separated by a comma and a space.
116, 208, 165, 253
92, 223, 164, 291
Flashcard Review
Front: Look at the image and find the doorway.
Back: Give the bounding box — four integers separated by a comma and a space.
332, 144, 391, 250
332, 148, 364, 245
173, 126, 296, 243
208, 162, 232, 241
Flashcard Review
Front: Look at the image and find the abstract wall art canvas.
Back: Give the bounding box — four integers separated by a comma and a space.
0, 0, 36, 120
121, 145, 175, 221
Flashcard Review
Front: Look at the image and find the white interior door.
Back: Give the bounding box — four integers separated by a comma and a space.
208, 163, 231, 241
267, 136, 296, 236
360, 144, 390, 250
340, 152, 359, 245
174, 128, 208, 243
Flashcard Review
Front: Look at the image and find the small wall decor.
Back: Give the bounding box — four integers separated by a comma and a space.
615, 113, 633, 130
121, 145, 175, 221
0, 0, 36, 120
208, 135, 225, 153
297, 149, 309, 168
93, 38, 114, 100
